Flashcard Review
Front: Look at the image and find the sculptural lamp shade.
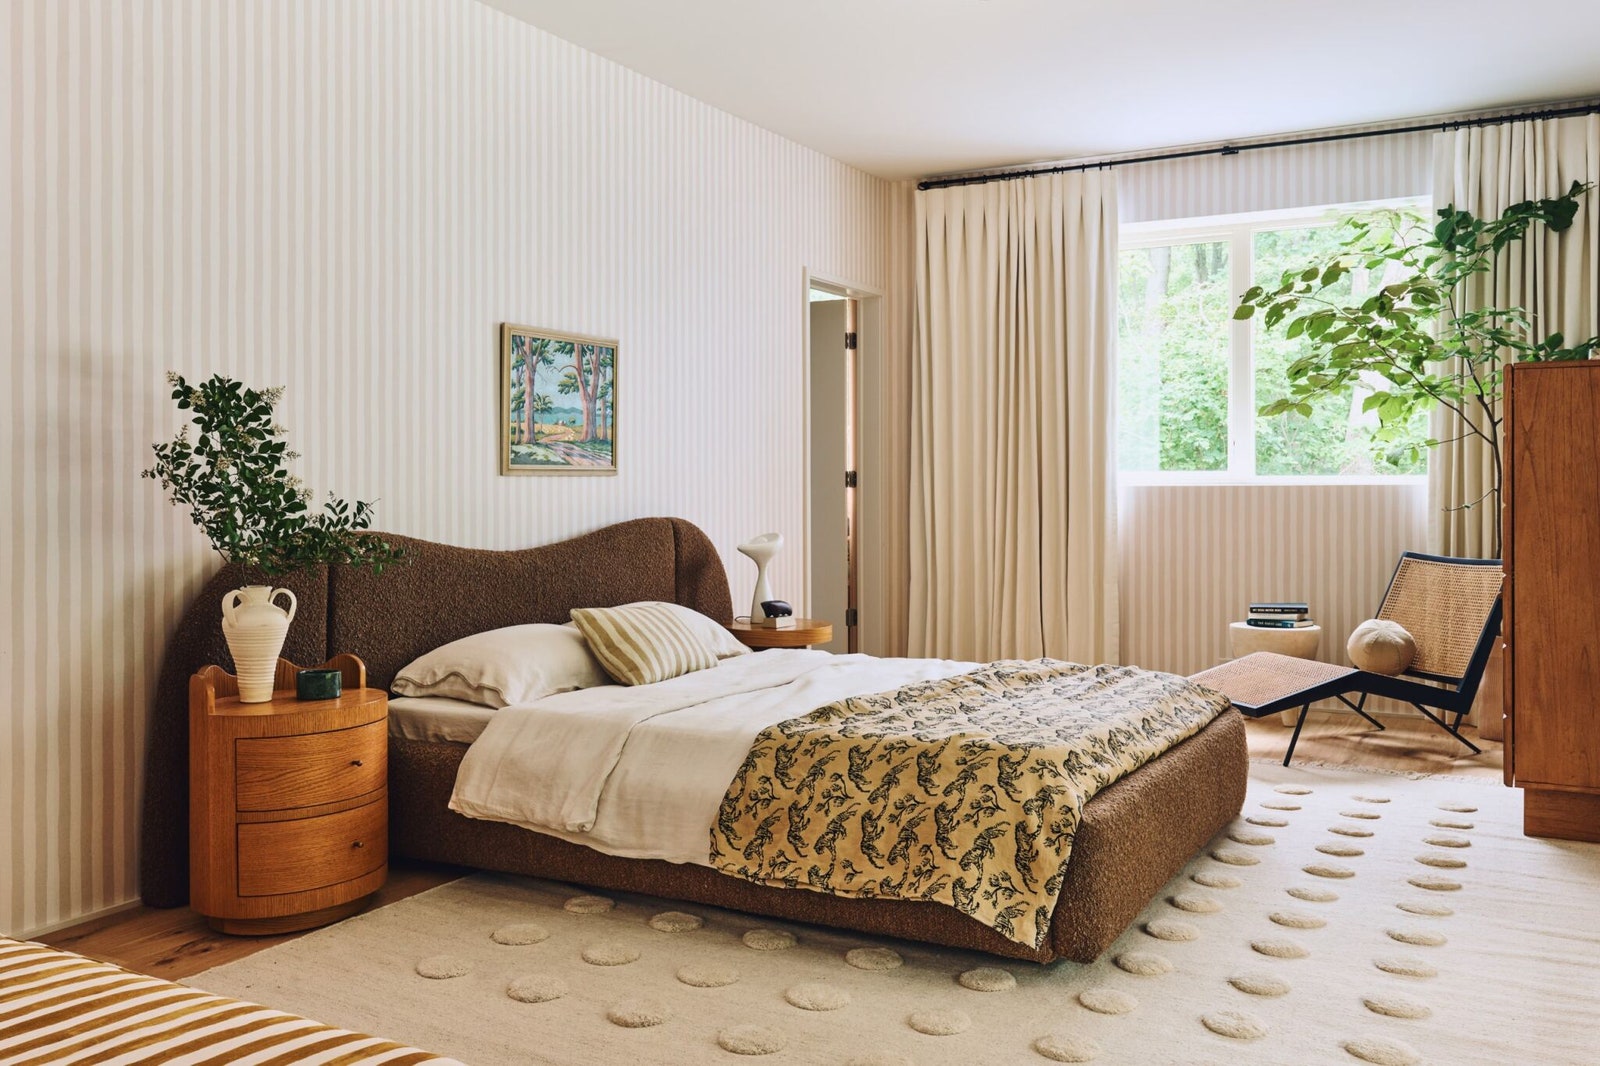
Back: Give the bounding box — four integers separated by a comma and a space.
737, 533, 783, 622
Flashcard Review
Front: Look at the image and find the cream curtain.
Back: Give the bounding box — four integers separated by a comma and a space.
1429, 116, 1600, 558
908, 172, 1119, 663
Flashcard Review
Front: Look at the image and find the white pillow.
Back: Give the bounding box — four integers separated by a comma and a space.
662, 602, 749, 659
1347, 619, 1417, 676
392, 623, 609, 707
570, 602, 727, 686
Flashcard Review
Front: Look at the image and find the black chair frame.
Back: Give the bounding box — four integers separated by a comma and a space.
1236, 552, 1502, 766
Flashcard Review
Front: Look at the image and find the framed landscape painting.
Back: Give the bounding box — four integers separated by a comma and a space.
501, 323, 617, 475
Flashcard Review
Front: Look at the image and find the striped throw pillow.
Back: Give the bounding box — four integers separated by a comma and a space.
570, 602, 720, 686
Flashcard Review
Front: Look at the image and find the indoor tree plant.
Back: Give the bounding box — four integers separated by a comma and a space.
143, 373, 402, 700
1235, 181, 1598, 558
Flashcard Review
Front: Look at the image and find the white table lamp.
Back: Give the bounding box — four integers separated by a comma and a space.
737, 533, 783, 621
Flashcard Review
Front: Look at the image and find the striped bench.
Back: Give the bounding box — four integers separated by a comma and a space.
0, 936, 459, 1065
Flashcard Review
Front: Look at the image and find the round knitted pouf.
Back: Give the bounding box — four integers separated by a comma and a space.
1347, 619, 1416, 675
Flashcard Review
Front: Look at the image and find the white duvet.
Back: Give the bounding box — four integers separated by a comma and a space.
449, 650, 975, 866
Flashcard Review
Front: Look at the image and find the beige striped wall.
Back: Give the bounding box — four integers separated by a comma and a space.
1116, 123, 1435, 223
2, 0, 906, 937
1119, 484, 1430, 678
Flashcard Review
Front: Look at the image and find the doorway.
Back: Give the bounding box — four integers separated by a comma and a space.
807, 278, 877, 655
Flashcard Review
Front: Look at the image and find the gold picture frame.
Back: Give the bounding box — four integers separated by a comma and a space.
500, 323, 617, 476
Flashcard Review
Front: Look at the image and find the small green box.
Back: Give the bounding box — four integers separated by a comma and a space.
296, 668, 343, 701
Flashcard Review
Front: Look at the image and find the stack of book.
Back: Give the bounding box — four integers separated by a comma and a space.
1247, 602, 1314, 628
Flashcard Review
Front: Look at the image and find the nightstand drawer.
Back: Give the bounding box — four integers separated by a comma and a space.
236, 798, 386, 897
235, 720, 386, 811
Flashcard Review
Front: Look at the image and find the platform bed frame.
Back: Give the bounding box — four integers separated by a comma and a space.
142, 517, 1248, 964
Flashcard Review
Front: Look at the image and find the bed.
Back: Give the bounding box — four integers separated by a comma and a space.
141, 517, 1247, 964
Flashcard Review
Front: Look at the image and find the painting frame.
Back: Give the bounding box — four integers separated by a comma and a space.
500, 323, 618, 476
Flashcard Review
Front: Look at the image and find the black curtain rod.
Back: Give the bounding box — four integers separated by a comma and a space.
917, 100, 1600, 191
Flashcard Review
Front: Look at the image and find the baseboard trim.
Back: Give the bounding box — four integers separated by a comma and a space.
12, 898, 143, 941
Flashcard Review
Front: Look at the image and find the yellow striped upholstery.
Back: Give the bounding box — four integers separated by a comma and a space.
0, 937, 457, 1065
570, 601, 719, 686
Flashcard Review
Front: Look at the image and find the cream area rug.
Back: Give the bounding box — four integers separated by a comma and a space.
188, 764, 1600, 1066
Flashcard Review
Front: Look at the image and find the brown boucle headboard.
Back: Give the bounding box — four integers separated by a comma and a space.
139, 516, 733, 908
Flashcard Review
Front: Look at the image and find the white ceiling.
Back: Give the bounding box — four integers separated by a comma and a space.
480, 0, 1600, 181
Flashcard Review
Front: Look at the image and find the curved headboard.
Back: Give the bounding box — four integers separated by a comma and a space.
139, 517, 733, 908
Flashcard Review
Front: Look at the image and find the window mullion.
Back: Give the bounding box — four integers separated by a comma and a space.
1228, 227, 1255, 479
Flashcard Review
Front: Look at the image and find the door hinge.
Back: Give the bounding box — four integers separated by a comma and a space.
845, 608, 858, 627
844, 331, 858, 350
844, 470, 858, 488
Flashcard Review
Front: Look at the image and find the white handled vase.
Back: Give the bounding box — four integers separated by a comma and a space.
221, 585, 298, 703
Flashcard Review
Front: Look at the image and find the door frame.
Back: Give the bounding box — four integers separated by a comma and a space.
802, 269, 884, 654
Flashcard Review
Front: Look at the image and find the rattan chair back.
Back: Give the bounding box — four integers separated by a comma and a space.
1376, 554, 1503, 683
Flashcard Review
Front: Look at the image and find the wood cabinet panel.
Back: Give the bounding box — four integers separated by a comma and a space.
236, 720, 386, 811
1506, 364, 1600, 795
236, 799, 387, 897
1505, 362, 1600, 840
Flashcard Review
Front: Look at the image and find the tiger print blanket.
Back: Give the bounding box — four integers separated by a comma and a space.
709, 659, 1229, 947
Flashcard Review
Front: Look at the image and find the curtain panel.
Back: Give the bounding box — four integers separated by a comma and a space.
1429, 115, 1600, 558
908, 173, 1119, 663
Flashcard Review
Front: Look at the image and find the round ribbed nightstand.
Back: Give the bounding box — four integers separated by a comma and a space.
189, 653, 387, 935
727, 619, 834, 650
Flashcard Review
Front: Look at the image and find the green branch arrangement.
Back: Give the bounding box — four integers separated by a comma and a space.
1235, 181, 1598, 556
142, 373, 403, 576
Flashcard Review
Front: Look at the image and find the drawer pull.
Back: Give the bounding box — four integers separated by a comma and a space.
350, 759, 363, 767
353, 840, 365, 849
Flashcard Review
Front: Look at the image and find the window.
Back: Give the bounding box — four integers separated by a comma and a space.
1117, 202, 1430, 483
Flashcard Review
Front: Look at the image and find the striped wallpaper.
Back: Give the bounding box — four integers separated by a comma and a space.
1116, 122, 1436, 222
1119, 484, 1430, 680
2, 0, 905, 937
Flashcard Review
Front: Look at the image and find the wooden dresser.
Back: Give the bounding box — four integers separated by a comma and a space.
190, 654, 389, 933
1503, 360, 1600, 841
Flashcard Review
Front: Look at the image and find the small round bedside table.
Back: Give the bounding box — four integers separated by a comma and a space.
728, 618, 833, 649
1229, 622, 1322, 725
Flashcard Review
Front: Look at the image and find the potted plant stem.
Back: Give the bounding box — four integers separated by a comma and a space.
142, 373, 402, 700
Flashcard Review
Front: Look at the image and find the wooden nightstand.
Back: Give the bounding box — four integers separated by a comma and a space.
728, 618, 834, 649
189, 653, 388, 935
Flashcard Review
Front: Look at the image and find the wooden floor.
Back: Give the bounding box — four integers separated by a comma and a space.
41, 712, 1502, 982
38, 860, 467, 982
1244, 708, 1502, 780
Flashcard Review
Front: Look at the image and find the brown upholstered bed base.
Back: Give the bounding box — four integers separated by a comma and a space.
389, 708, 1247, 964
143, 515, 1249, 963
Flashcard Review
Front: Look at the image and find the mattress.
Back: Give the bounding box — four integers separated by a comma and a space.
448, 650, 977, 864
388, 695, 497, 744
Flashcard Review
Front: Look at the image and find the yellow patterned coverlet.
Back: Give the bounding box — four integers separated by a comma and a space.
710, 659, 1229, 947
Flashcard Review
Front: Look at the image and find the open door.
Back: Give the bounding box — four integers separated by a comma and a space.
808, 288, 855, 653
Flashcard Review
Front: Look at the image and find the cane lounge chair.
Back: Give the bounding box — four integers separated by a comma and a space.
1190, 552, 1503, 766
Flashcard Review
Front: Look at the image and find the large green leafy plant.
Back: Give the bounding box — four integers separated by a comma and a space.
142, 373, 402, 575
1236, 181, 1598, 555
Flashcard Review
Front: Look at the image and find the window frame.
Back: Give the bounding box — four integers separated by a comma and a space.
1116, 198, 1430, 488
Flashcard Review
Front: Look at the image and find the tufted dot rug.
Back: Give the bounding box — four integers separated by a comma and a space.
188, 764, 1600, 1065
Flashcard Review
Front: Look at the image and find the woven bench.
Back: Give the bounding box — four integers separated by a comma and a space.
1191, 653, 1378, 765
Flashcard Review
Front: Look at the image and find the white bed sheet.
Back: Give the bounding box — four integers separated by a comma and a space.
448, 649, 976, 866
388, 695, 499, 744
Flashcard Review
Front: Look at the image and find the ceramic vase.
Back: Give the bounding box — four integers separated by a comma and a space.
221, 585, 298, 703
737, 533, 783, 622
